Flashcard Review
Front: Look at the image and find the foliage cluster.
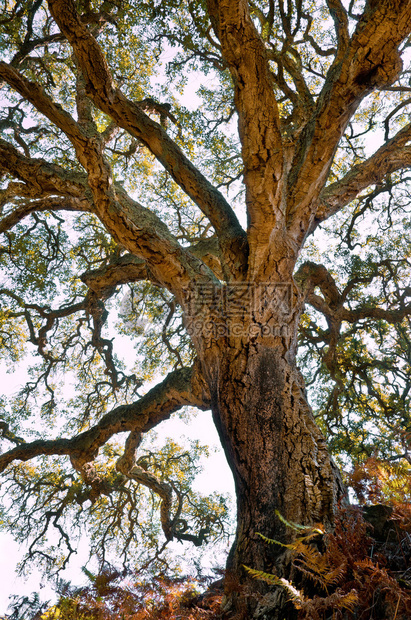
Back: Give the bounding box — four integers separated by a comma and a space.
348, 456, 411, 507
5, 568, 223, 620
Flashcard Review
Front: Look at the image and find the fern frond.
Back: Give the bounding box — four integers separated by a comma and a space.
81, 567, 96, 583
256, 532, 284, 546
256, 532, 311, 550
274, 510, 324, 535
243, 565, 283, 586
256, 530, 323, 551
320, 563, 347, 587
293, 543, 346, 587
300, 588, 358, 616
243, 565, 305, 606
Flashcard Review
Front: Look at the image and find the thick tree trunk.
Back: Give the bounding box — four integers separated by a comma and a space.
215, 352, 343, 617
191, 285, 345, 618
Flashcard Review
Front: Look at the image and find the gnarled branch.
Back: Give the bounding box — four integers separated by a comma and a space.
0, 363, 210, 474
206, 0, 285, 271
287, 0, 411, 246
311, 123, 411, 233
46, 0, 248, 280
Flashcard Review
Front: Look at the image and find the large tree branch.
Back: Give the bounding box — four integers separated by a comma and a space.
0, 146, 222, 307
0, 62, 88, 148
326, 0, 350, 62
45, 0, 248, 279
115, 431, 208, 545
206, 0, 285, 268
189, 236, 223, 279
0, 138, 93, 230
0, 363, 210, 474
340, 304, 411, 325
0, 287, 88, 362
310, 123, 411, 233
81, 255, 153, 298
0, 71, 213, 297
0, 196, 89, 233
82, 237, 224, 299
116, 430, 174, 541
297, 260, 411, 328
296, 260, 411, 380
0, 138, 88, 200
287, 0, 411, 246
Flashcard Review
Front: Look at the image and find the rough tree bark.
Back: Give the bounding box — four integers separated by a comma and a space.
183, 276, 345, 617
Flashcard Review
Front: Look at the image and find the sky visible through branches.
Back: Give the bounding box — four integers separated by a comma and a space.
0, 44, 237, 613
0, 358, 235, 614
1, 1, 411, 617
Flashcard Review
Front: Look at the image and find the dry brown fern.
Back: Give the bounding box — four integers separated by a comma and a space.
38, 571, 223, 620
246, 505, 411, 620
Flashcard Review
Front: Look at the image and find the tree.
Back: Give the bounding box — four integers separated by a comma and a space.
1, 0, 411, 617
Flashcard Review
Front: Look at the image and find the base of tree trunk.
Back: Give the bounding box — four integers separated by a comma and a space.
216, 504, 411, 620
221, 585, 298, 620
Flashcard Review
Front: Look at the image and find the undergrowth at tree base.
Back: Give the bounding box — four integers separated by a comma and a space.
245, 504, 411, 620
4, 504, 411, 620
